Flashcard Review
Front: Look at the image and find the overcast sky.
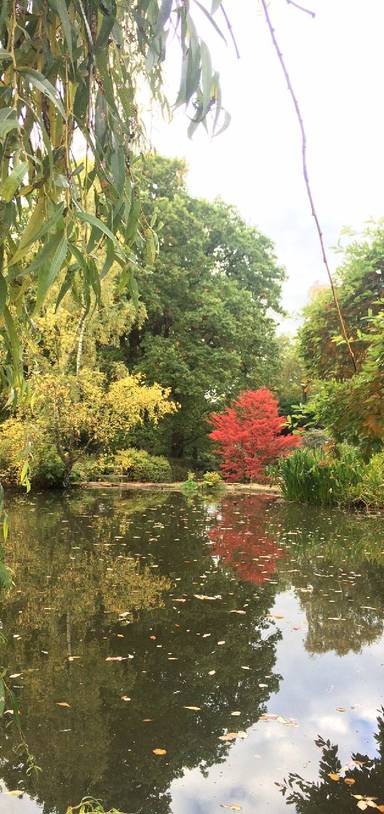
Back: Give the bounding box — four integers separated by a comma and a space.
150, 0, 384, 330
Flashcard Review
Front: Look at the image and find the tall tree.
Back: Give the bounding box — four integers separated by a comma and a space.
120, 156, 285, 463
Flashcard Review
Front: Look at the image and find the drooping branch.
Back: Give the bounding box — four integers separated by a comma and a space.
286, 0, 316, 18
260, 0, 357, 373
221, 5, 241, 59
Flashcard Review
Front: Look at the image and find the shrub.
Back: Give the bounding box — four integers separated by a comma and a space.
281, 444, 364, 507
113, 449, 172, 482
351, 451, 384, 509
0, 418, 65, 488
201, 471, 225, 491
300, 429, 331, 450
70, 455, 114, 483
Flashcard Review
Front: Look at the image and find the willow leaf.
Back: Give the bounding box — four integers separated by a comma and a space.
76, 209, 118, 245
18, 68, 66, 118
0, 161, 28, 203
35, 235, 68, 311
48, 0, 73, 60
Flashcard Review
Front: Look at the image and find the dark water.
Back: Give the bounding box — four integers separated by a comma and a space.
1, 489, 384, 813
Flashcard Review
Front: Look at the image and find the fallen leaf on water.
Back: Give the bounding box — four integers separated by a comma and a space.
328, 772, 340, 782
194, 594, 222, 601
269, 614, 284, 619
208, 670, 216, 676
56, 702, 71, 708
121, 696, 131, 702
344, 778, 356, 785
105, 656, 127, 662
184, 706, 201, 711
229, 610, 246, 615
218, 641, 225, 645
173, 598, 187, 603
336, 707, 346, 712
231, 711, 241, 716
221, 805, 242, 811
356, 803, 367, 811
219, 731, 248, 742
153, 748, 167, 756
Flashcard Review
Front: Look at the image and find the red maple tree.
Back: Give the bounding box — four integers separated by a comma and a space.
209, 388, 300, 482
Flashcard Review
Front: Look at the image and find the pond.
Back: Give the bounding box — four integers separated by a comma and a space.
1, 489, 384, 813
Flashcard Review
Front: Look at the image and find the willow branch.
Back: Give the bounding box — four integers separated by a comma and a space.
260, 0, 357, 373
286, 0, 316, 18
221, 5, 240, 59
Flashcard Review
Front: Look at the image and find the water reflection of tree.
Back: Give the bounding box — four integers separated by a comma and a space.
267, 501, 384, 656
279, 708, 384, 812
208, 495, 285, 584
0, 491, 281, 814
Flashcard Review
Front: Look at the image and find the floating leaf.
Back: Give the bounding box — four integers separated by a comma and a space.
152, 748, 167, 756
183, 706, 201, 711
56, 702, 71, 708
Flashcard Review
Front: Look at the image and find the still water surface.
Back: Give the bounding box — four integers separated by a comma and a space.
1, 489, 384, 813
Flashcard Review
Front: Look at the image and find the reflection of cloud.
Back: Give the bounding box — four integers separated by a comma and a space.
170, 588, 384, 814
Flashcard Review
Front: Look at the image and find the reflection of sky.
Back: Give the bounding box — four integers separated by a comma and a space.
170, 590, 384, 814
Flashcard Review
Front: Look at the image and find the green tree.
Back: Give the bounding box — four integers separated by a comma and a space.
119, 156, 285, 463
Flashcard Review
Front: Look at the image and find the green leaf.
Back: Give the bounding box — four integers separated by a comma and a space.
0, 49, 12, 62
0, 161, 28, 202
0, 274, 7, 314
193, 1, 227, 43
125, 197, 141, 243
35, 235, 68, 310
48, 0, 73, 60
156, 0, 173, 32
76, 209, 118, 245
20, 228, 64, 277
0, 677, 5, 718
10, 198, 64, 266
18, 67, 66, 118
3, 305, 21, 375
0, 108, 19, 138
200, 40, 212, 114
55, 268, 75, 310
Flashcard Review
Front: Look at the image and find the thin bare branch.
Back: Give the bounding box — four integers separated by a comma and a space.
221, 5, 240, 59
260, 0, 357, 373
286, 0, 316, 18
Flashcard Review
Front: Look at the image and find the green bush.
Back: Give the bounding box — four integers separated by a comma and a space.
300, 429, 331, 450
351, 451, 384, 509
113, 449, 172, 482
70, 455, 114, 483
281, 444, 364, 507
201, 471, 225, 491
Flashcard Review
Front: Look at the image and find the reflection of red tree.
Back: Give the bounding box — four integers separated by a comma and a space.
209, 496, 284, 584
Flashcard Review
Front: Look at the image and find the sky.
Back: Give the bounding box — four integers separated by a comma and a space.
150, 0, 384, 330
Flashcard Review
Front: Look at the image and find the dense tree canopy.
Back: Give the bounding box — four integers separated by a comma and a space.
117, 156, 285, 462
298, 225, 384, 451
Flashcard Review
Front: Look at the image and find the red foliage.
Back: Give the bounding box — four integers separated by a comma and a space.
209, 388, 300, 482
208, 496, 285, 585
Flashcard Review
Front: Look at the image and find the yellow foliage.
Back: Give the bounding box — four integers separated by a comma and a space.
0, 367, 176, 483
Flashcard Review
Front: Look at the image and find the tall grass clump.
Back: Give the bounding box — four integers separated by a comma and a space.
281, 444, 364, 507
350, 450, 384, 509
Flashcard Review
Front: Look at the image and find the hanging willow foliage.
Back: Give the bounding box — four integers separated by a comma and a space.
0, 0, 229, 393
